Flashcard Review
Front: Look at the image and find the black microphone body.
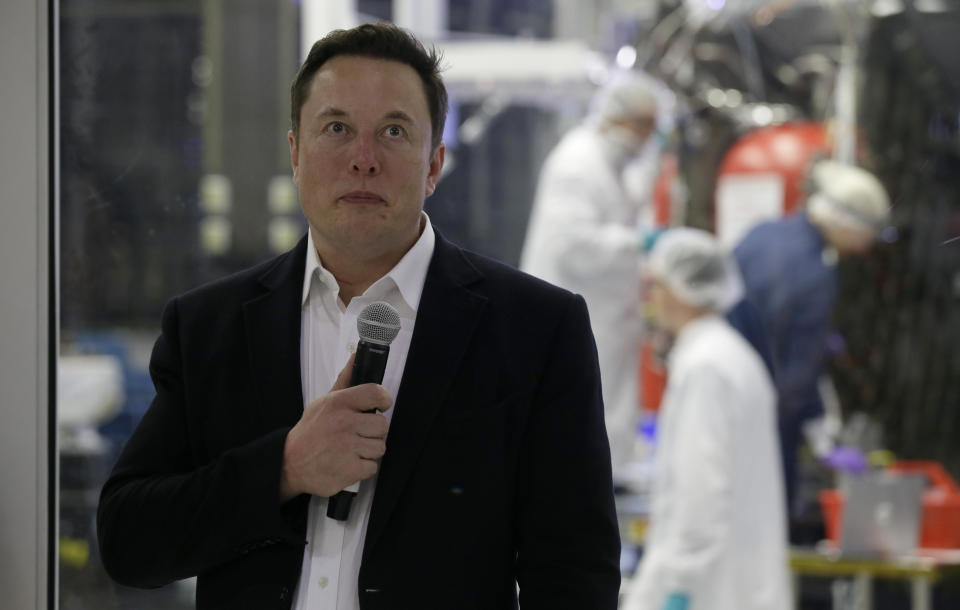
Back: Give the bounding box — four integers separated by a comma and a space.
349, 340, 389, 388
327, 301, 400, 521
326, 339, 390, 521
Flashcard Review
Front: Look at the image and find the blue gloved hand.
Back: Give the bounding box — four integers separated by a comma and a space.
822, 446, 869, 474
639, 227, 665, 253
663, 592, 690, 610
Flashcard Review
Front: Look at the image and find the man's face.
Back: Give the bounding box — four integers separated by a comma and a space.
608, 116, 655, 157
641, 271, 665, 323
831, 225, 876, 256
641, 271, 683, 335
289, 55, 445, 266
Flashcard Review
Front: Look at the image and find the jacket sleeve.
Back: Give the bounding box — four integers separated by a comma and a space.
514, 293, 622, 608
96, 297, 306, 588
772, 283, 831, 423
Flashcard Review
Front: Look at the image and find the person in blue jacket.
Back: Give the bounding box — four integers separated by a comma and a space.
733, 159, 890, 529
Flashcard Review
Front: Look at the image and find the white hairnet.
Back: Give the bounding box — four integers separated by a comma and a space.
806, 160, 890, 232
648, 227, 743, 311
594, 77, 658, 123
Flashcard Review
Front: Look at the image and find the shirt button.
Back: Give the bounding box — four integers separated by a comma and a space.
318, 576, 329, 589
347, 341, 356, 353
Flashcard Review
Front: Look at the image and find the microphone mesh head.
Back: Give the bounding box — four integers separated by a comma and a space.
357, 301, 402, 346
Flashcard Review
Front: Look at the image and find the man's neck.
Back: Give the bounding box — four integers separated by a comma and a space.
310, 219, 424, 306
671, 308, 710, 335
317, 249, 397, 307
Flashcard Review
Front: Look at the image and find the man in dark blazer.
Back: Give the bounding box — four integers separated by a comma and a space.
97, 22, 620, 609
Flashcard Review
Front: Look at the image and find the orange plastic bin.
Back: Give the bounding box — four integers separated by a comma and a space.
820, 460, 960, 549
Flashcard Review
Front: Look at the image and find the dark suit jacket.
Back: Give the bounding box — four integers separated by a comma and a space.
97, 229, 621, 609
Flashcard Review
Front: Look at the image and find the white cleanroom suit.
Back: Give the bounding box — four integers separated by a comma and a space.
624, 314, 791, 610
521, 77, 660, 482
520, 123, 649, 480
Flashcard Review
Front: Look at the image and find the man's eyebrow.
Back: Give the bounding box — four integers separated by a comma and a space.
314, 107, 348, 119
384, 110, 415, 124
310, 108, 415, 124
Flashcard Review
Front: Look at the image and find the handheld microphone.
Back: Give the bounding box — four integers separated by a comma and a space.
326, 301, 401, 521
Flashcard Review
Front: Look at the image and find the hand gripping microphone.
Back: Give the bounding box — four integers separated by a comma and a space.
326, 301, 401, 521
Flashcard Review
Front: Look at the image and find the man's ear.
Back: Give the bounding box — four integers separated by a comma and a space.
288, 130, 300, 185
424, 142, 446, 197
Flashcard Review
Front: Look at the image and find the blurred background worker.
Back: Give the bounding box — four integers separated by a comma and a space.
625, 227, 790, 610
733, 159, 891, 539
520, 77, 658, 485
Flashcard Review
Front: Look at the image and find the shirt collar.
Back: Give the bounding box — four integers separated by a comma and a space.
301, 212, 436, 315
373, 212, 435, 315
301, 228, 330, 306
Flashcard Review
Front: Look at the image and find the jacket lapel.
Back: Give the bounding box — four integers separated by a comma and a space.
242, 235, 308, 431
364, 232, 488, 552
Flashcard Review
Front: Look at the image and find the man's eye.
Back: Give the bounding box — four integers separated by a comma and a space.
327, 122, 346, 134
385, 125, 404, 138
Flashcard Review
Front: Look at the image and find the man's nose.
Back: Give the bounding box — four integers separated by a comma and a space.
350, 135, 380, 176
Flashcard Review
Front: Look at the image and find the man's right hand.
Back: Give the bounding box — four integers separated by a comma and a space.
279, 354, 393, 502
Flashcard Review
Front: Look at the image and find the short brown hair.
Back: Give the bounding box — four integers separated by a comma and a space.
290, 22, 448, 152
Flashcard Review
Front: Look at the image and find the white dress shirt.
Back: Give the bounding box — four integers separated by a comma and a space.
291, 216, 435, 610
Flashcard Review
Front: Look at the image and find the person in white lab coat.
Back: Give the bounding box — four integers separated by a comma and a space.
624, 228, 791, 610
520, 77, 658, 483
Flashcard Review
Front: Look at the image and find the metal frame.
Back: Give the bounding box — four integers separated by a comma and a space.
0, 0, 55, 608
